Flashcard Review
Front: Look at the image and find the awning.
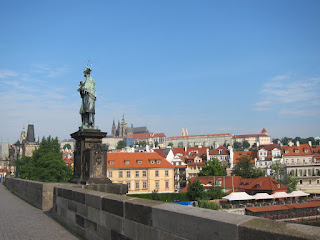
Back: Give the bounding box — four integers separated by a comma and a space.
272, 192, 290, 199
287, 190, 310, 197
303, 189, 320, 194
252, 193, 274, 200
222, 192, 254, 201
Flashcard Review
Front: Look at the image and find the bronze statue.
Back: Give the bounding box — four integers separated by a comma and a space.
78, 64, 96, 129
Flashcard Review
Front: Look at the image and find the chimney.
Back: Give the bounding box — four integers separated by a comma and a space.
296, 141, 300, 147
309, 141, 312, 147
289, 141, 293, 147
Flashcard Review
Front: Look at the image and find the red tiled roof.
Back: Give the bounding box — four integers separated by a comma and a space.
188, 162, 204, 166
174, 147, 209, 156
233, 151, 257, 164
282, 144, 313, 156
209, 146, 229, 155
107, 152, 174, 169
246, 205, 290, 213
153, 149, 169, 158
168, 133, 232, 139
0, 168, 8, 173
261, 128, 267, 133
234, 134, 267, 138
241, 177, 287, 191
287, 201, 320, 209
259, 144, 281, 151
127, 133, 166, 139
311, 145, 320, 154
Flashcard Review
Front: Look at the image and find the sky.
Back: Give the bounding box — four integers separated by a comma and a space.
1, 1, 320, 143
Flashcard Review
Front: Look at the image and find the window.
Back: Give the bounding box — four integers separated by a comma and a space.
119, 171, 123, 178
157, 160, 161, 164
155, 181, 159, 189
135, 171, 139, 177
165, 170, 169, 177
299, 180, 303, 184
126, 171, 131, 178
137, 160, 142, 165
155, 170, 159, 177
142, 171, 147, 177
135, 181, 139, 189
109, 161, 114, 165
108, 171, 112, 178
127, 182, 131, 189
165, 181, 169, 189
317, 180, 320, 184
125, 160, 130, 165
143, 181, 147, 189
309, 180, 312, 185
150, 160, 155, 164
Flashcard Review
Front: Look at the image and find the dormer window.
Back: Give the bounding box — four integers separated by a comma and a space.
156, 160, 161, 164
254, 184, 261, 189
277, 184, 280, 188
295, 150, 299, 153
137, 160, 142, 165
150, 160, 155, 164
304, 149, 308, 153
109, 161, 114, 165
125, 160, 130, 165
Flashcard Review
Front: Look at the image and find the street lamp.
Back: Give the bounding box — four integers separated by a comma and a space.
14, 141, 20, 178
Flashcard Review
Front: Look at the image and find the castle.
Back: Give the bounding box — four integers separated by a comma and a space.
111, 114, 149, 137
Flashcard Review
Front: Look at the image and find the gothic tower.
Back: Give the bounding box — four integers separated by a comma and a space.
111, 120, 116, 137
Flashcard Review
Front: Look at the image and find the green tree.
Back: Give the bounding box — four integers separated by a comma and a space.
272, 138, 280, 144
168, 142, 173, 147
282, 175, 298, 193
116, 140, 126, 149
243, 140, 250, 149
178, 142, 184, 148
139, 141, 147, 147
154, 141, 159, 148
281, 137, 292, 145
233, 141, 242, 149
187, 180, 204, 201
270, 160, 283, 181
63, 143, 72, 150
102, 143, 109, 151
198, 158, 227, 176
19, 136, 72, 182
232, 156, 264, 178
206, 186, 226, 200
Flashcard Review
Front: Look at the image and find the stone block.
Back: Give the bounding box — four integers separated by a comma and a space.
122, 219, 137, 239
153, 203, 255, 240
85, 218, 98, 233
136, 221, 159, 240
111, 229, 132, 240
102, 211, 123, 232
86, 193, 102, 210
96, 224, 111, 239
88, 206, 101, 225
125, 198, 163, 226
101, 194, 131, 217
62, 189, 73, 200
77, 202, 88, 217
85, 231, 101, 240
57, 187, 63, 197
68, 200, 77, 212
76, 214, 85, 228
73, 191, 86, 204
158, 231, 188, 240
238, 218, 320, 240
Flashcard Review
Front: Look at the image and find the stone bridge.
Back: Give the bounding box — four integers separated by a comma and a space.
3, 178, 320, 240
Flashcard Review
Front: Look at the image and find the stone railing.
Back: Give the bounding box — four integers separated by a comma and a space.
4, 178, 320, 240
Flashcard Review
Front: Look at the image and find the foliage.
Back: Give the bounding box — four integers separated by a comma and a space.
233, 141, 242, 149
138, 141, 147, 147
19, 136, 72, 182
187, 180, 204, 201
281, 175, 298, 193
178, 142, 184, 148
281, 137, 292, 145
270, 160, 283, 182
198, 200, 219, 210
205, 186, 227, 200
63, 143, 72, 150
116, 140, 126, 149
151, 190, 160, 200
198, 158, 227, 177
272, 138, 280, 144
232, 156, 265, 178
243, 140, 250, 149
154, 141, 159, 148
128, 192, 189, 202
168, 142, 173, 147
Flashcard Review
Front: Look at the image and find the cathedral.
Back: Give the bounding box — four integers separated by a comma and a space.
111, 114, 149, 137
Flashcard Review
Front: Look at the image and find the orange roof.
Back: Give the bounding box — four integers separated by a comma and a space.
233, 151, 257, 164
311, 145, 320, 154
241, 177, 287, 191
0, 168, 8, 173
209, 146, 229, 155
153, 149, 169, 158
246, 205, 290, 213
168, 133, 232, 139
282, 144, 313, 156
174, 147, 209, 156
234, 134, 267, 138
188, 162, 204, 166
107, 152, 174, 169
261, 128, 268, 133
287, 201, 320, 209
127, 133, 166, 139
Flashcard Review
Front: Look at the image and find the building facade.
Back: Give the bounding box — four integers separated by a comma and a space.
107, 152, 175, 194
233, 128, 272, 147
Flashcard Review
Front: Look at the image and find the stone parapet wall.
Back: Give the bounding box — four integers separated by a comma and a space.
54, 185, 320, 240
4, 178, 320, 240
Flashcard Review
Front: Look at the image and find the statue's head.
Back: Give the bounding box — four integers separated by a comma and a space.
83, 65, 92, 77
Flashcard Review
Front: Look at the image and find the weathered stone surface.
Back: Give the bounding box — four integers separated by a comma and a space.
238, 218, 320, 240
111, 229, 132, 240
68, 200, 77, 212
88, 206, 101, 225
125, 198, 163, 226
86, 193, 102, 210
158, 231, 188, 240
73, 191, 85, 204
152, 203, 255, 240
62, 188, 73, 200
101, 194, 131, 217
76, 202, 88, 217
85, 218, 97, 233
101, 211, 123, 233
76, 214, 85, 228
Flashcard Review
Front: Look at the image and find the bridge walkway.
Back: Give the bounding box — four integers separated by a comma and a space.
0, 183, 80, 240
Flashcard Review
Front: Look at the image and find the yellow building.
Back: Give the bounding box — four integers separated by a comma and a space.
186, 156, 204, 179
107, 152, 175, 194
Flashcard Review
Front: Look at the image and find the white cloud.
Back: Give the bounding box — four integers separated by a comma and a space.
0, 69, 18, 79
254, 74, 320, 117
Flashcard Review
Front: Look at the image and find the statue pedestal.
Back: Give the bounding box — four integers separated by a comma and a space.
70, 129, 111, 185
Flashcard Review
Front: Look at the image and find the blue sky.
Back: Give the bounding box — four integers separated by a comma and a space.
1, 1, 319, 143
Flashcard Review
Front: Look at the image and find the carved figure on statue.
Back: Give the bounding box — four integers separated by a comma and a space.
78, 65, 97, 129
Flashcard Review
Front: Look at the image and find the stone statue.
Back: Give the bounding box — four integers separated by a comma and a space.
78, 65, 96, 129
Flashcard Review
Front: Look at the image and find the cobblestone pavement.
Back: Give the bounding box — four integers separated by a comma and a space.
0, 183, 81, 240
